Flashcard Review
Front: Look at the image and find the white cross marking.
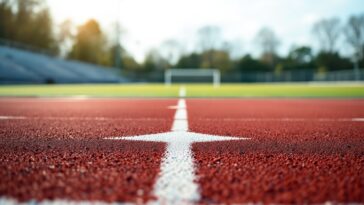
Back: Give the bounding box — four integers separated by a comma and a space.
105, 87, 250, 204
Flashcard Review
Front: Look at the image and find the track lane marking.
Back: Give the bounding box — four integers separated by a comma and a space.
1, 115, 363, 122
352, 118, 364, 122
179, 86, 186, 97
106, 87, 250, 204
0, 116, 27, 120
195, 118, 364, 122
0, 116, 169, 121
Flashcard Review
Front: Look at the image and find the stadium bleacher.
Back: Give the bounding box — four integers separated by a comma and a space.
0, 45, 128, 84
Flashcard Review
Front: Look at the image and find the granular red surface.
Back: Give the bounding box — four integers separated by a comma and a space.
188, 99, 364, 204
0, 139, 164, 203
1, 98, 364, 204
0, 98, 176, 203
188, 99, 364, 119
0, 98, 176, 119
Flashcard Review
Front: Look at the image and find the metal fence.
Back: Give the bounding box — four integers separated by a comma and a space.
239, 69, 363, 82
123, 68, 364, 83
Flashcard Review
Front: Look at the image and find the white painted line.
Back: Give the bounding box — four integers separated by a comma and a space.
179, 86, 186, 97
1, 115, 364, 123
0, 116, 26, 120
171, 98, 188, 132
0, 116, 167, 121
171, 119, 188, 132
195, 118, 364, 122
352, 118, 364, 122
106, 87, 250, 204
106, 118, 248, 204
177, 98, 186, 108
168, 100, 186, 110
174, 108, 187, 120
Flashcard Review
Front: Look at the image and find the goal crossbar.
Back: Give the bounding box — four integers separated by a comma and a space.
165, 69, 220, 87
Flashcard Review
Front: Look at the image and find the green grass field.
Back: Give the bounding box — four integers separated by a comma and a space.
0, 83, 363, 98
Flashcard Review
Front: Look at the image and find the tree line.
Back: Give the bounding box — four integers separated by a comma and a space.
1, 0, 364, 74
0, 0, 57, 52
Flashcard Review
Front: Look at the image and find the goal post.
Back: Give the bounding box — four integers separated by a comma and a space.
165, 69, 221, 87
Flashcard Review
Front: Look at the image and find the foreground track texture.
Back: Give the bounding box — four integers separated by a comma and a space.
189, 99, 364, 204
0, 98, 363, 204
0, 98, 175, 203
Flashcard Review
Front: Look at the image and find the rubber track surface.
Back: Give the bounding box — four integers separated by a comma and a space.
188, 99, 364, 204
0, 98, 176, 203
1, 98, 364, 204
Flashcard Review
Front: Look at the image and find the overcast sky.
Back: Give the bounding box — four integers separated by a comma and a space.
47, 0, 364, 62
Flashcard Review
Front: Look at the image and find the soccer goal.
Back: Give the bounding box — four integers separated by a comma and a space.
165, 69, 221, 87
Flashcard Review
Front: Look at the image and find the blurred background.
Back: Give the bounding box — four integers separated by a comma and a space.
0, 0, 364, 84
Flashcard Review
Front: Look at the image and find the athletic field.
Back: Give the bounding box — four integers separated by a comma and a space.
0, 83, 364, 97
0, 83, 364, 204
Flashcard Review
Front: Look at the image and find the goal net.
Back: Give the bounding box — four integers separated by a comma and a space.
165, 69, 221, 87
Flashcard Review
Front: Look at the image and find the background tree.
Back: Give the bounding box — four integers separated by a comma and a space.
221, 40, 244, 60
31, 8, 57, 51
312, 18, 341, 53
59, 20, 74, 42
159, 39, 183, 65
0, 0, 57, 52
0, 0, 14, 39
175, 53, 202, 69
237, 54, 270, 72
280, 46, 315, 70
68, 19, 110, 65
315, 52, 352, 71
58, 19, 74, 57
312, 18, 346, 71
200, 50, 232, 72
121, 53, 140, 71
197, 26, 222, 51
13, 0, 37, 43
255, 27, 280, 68
108, 44, 140, 71
143, 49, 169, 72
197, 26, 222, 68
344, 13, 364, 69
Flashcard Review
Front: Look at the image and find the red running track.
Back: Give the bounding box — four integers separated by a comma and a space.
0, 98, 364, 204
188, 99, 364, 204
0, 98, 176, 203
